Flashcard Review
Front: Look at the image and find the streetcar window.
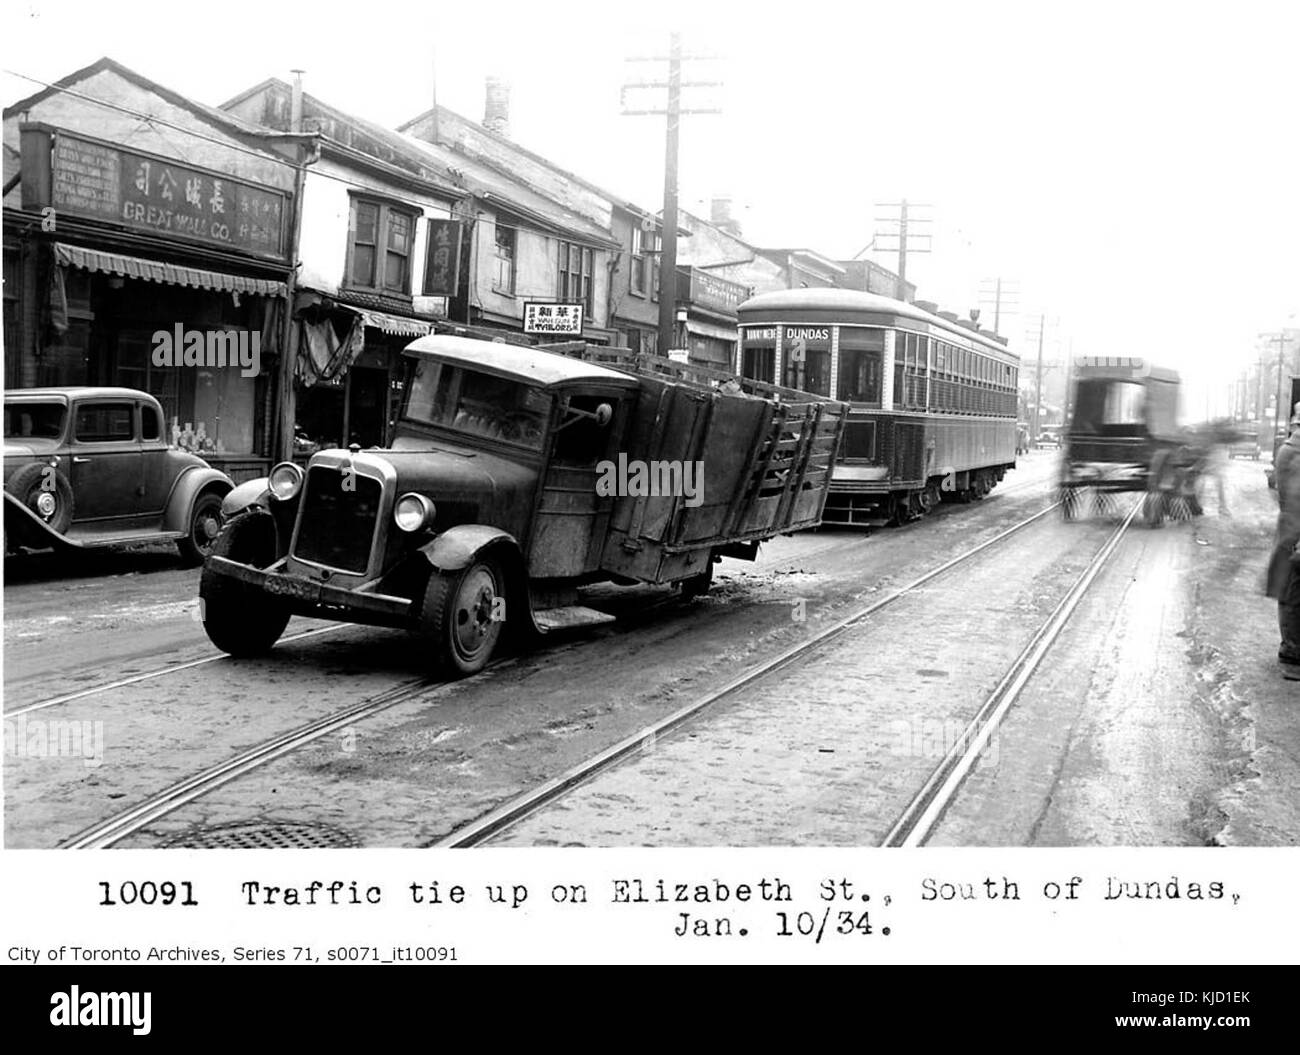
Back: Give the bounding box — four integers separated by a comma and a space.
838, 349, 882, 403
741, 345, 776, 384
1072, 379, 1146, 435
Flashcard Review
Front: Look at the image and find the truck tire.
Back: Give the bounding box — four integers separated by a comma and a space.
176, 492, 225, 567
6, 462, 74, 534
420, 557, 504, 675
200, 511, 289, 656
679, 557, 714, 601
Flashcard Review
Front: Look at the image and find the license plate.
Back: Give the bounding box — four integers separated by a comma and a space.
264, 574, 321, 603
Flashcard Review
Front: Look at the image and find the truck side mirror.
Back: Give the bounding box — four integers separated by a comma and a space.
594, 403, 613, 427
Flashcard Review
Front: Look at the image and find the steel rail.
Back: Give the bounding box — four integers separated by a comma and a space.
436, 501, 1063, 847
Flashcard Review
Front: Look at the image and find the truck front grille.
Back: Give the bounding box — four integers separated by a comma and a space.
293, 466, 383, 574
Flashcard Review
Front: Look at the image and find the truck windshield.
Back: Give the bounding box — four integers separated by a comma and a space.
403, 360, 551, 448
4, 402, 66, 440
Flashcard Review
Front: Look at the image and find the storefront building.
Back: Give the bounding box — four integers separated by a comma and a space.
2, 60, 302, 481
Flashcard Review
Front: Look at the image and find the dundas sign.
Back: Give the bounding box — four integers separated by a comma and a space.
49, 131, 288, 260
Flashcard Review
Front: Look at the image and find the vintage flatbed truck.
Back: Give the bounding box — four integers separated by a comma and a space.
199, 335, 847, 673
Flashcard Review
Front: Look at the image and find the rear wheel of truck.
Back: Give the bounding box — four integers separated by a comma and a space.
200, 510, 290, 656
421, 557, 504, 676
679, 556, 715, 601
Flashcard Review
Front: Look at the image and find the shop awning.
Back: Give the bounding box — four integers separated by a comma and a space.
54, 243, 287, 298
685, 318, 739, 342
356, 308, 433, 338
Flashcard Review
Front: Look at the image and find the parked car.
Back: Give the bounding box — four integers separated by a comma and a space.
4, 387, 233, 565
1034, 425, 1062, 450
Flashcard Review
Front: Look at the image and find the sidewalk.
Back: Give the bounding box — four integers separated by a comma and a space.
1184, 458, 1299, 844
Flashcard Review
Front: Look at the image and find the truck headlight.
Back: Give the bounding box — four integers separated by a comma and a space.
394, 493, 436, 533
268, 462, 304, 501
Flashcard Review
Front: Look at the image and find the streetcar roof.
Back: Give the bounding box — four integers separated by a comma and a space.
737, 289, 1013, 355
402, 335, 639, 388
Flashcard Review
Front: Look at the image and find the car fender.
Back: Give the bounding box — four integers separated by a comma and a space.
221, 476, 271, 517
418, 524, 521, 573
162, 466, 234, 533
3, 491, 85, 550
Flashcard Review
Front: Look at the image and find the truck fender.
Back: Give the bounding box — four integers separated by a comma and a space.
418, 526, 535, 635
162, 466, 234, 534
418, 524, 521, 573
221, 476, 271, 518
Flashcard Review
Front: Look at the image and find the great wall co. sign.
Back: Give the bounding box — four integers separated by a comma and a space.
51, 132, 288, 261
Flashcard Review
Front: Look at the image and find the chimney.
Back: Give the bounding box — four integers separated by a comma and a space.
483, 77, 511, 137
710, 196, 741, 237
290, 69, 304, 133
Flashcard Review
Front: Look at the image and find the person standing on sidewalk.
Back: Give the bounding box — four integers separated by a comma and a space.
1268, 407, 1300, 680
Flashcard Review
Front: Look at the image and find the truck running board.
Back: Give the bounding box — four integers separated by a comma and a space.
532, 605, 618, 633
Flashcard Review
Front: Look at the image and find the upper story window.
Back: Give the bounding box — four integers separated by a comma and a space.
630, 227, 660, 297
559, 242, 594, 313
348, 198, 416, 295
493, 222, 516, 293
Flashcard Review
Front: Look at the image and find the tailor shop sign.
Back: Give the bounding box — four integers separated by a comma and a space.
46, 130, 288, 260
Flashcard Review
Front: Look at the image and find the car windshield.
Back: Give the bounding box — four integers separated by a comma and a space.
402, 360, 551, 448
4, 402, 66, 440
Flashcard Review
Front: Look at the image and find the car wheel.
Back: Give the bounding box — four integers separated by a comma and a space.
199, 510, 289, 656
6, 462, 74, 534
177, 492, 225, 567
420, 558, 504, 676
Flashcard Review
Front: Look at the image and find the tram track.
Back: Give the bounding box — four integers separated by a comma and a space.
39, 477, 1078, 851
435, 499, 1070, 847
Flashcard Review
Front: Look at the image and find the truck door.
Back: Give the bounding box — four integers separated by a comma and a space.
529, 391, 624, 578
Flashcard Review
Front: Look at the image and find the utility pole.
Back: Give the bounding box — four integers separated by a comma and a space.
621, 36, 722, 356
1033, 315, 1046, 443
978, 277, 1019, 335
874, 200, 931, 299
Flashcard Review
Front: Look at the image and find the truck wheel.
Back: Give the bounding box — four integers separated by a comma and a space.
200, 511, 289, 656
176, 492, 225, 567
421, 558, 503, 675
679, 557, 715, 601
6, 462, 74, 534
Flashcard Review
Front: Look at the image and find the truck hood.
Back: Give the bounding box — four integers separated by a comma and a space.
317, 438, 538, 532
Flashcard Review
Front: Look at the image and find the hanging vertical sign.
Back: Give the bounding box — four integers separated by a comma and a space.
423, 218, 463, 297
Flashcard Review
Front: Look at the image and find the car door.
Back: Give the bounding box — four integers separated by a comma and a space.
136, 400, 173, 522
69, 400, 143, 525
528, 389, 626, 578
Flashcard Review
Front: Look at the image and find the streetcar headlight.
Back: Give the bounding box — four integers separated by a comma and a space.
394, 493, 436, 533
268, 462, 304, 501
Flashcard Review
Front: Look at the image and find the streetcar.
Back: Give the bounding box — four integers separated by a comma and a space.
735, 289, 1020, 526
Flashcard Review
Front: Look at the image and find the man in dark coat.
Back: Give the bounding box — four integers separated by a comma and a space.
1268, 408, 1300, 680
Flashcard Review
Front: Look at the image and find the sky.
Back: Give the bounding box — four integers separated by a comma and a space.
3, 0, 1297, 416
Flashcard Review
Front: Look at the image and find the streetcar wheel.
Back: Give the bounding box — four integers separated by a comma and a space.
421, 558, 504, 676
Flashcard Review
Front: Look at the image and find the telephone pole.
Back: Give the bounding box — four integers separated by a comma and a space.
873, 200, 931, 298
1033, 315, 1046, 443
621, 35, 722, 355
978, 277, 1020, 335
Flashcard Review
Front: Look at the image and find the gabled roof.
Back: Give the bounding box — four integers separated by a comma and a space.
4, 57, 307, 152
223, 79, 619, 247
399, 104, 654, 222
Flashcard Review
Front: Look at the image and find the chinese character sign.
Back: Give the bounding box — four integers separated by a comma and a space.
422, 218, 463, 297
51, 132, 288, 260
523, 302, 584, 335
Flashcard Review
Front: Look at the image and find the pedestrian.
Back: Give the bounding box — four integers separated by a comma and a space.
1267, 406, 1300, 681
